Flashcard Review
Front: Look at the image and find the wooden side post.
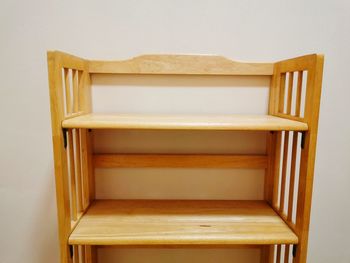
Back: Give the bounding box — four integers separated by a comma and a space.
294, 55, 324, 263
48, 52, 72, 263
261, 65, 281, 263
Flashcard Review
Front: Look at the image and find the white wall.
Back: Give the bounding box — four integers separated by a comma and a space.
1, 0, 350, 262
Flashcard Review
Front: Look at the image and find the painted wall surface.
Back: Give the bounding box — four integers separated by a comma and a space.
1, 1, 350, 262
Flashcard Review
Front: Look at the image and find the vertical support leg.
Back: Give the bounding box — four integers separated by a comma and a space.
261, 131, 278, 262
48, 52, 72, 263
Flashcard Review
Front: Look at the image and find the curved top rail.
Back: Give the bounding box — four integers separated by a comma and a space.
88, 54, 273, 75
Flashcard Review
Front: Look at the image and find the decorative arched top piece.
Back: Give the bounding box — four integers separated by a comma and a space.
88, 54, 274, 75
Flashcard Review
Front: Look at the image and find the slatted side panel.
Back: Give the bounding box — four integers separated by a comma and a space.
48, 51, 95, 263
62, 66, 95, 263
268, 54, 324, 263
62, 68, 90, 227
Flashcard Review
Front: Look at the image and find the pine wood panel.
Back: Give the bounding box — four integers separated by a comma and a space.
88, 54, 273, 75
69, 200, 298, 246
93, 154, 268, 169
62, 113, 308, 131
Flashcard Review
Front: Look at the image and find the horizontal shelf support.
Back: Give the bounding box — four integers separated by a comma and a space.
93, 154, 268, 169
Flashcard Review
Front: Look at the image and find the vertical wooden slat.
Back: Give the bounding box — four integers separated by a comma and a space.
287, 132, 298, 221
79, 65, 96, 263
74, 129, 83, 212
280, 131, 290, 212
78, 70, 84, 111
68, 130, 77, 221
278, 73, 286, 113
64, 69, 72, 114
276, 245, 282, 263
286, 72, 294, 114
272, 131, 283, 209
265, 132, 276, 205
80, 246, 86, 263
261, 65, 281, 263
73, 70, 79, 113
284, 245, 290, 263
73, 245, 79, 263
81, 129, 90, 210
295, 71, 303, 117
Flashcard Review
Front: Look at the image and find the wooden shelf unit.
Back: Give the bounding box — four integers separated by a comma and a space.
48, 51, 324, 263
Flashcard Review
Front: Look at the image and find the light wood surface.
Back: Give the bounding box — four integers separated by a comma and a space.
88, 54, 273, 75
294, 54, 324, 263
47, 51, 73, 263
69, 200, 298, 246
47, 51, 324, 263
93, 154, 268, 169
62, 113, 308, 131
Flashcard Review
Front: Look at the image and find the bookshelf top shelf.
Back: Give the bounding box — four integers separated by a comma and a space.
62, 113, 308, 131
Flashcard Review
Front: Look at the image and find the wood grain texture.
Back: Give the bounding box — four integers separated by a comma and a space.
47, 51, 72, 263
69, 200, 298, 246
88, 54, 273, 75
93, 154, 268, 169
294, 54, 324, 263
62, 113, 308, 131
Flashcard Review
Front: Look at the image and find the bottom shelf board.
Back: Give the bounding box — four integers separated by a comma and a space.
69, 200, 298, 246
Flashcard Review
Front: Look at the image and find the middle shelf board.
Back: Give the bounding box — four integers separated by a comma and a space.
62, 113, 308, 131
69, 200, 298, 246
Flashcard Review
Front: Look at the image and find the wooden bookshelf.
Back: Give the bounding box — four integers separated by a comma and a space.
47, 51, 324, 263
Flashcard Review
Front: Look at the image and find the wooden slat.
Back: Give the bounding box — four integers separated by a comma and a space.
74, 129, 83, 212
62, 113, 308, 131
284, 245, 290, 263
73, 70, 79, 113
268, 64, 280, 116
280, 131, 290, 213
264, 132, 275, 204
80, 246, 85, 263
295, 71, 304, 117
93, 154, 268, 169
286, 72, 294, 114
81, 129, 90, 210
67, 130, 77, 221
278, 73, 286, 113
88, 54, 274, 75
276, 245, 282, 263
272, 132, 283, 208
64, 68, 72, 114
73, 245, 79, 263
69, 200, 298, 245
287, 132, 298, 221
